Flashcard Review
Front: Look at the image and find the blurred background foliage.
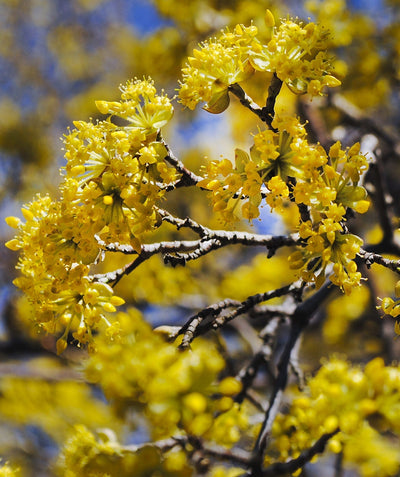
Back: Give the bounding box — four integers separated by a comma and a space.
2, 0, 400, 475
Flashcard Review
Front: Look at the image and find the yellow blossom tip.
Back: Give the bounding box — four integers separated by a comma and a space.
21, 208, 34, 221
56, 338, 68, 355
103, 302, 117, 313
5, 239, 21, 251
70, 165, 86, 176
323, 75, 341, 88
103, 195, 113, 205
354, 200, 370, 214
95, 100, 110, 114
110, 296, 125, 306
265, 9, 275, 27
5, 216, 21, 228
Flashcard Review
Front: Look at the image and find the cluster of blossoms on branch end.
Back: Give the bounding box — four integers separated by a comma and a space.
178, 10, 340, 113
5, 79, 177, 351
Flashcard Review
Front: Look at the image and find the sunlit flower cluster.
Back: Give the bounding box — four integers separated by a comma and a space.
250, 16, 340, 95
198, 113, 369, 292
85, 309, 249, 444
378, 279, 400, 334
197, 117, 307, 222
179, 24, 257, 112
271, 357, 400, 477
5, 79, 176, 349
289, 141, 369, 292
179, 10, 340, 112
57, 425, 192, 477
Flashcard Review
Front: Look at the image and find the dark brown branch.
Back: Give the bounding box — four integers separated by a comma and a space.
178, 281, 303, 349
187, 436, 252, 467
252, 282, 334, 472
358, 248, 400, 273
122, 437, 182, 455
236, 317, 282, 405
177, 298, 242, 349
211, 283, 302, 330
264, 73, 283, 130
164, 238, 222, 266
157, 208, 210, 236
160, 137, 204, 187
92, 239, 202, 284
228, 83, 266, 120
260, 429, 339, 476
228, 75, 283, 131
93, 227, 298, 284
368, 159, 394, 243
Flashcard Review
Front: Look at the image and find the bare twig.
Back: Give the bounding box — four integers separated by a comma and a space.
260, 429, 340, 476
228, 75, 283, 131
160, 136, 204, 187
252, 282, 334, 472
358, 248, 400, 273
177, 298, 242, 349
178, 281, 303, 349
228, 83, 267, 120
236, 317, 281, 404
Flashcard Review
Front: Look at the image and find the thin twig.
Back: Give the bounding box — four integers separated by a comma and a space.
260, 429, 340, 476
251, 282, 334, 472
228, 75, 282, 131
358, 248, 400, 273
160, 136, 204, 187
236, 317, 281, 405
178, 281, 303, 349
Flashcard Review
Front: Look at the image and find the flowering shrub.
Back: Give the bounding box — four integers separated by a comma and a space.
4, 4, 400, 476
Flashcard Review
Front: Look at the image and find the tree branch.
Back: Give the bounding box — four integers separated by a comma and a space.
260, 428, 339, 476
358, 248, 400, 273
228, 74, 283, 132
160, 136, 204, 187
251, 282, 334, 472
178, 281, 303, 349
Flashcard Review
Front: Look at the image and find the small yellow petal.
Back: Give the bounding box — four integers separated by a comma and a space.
21, 208, 34, 221
5, 216, 21, 228
56, 338, 68, 355
5, 239, 21, 251
95, 100, 110, 114
323, 75, 341, 88
103, 195, 113, 205
265, 9, 275, 27
110, 296, 125, 307
103, 302, 117, 313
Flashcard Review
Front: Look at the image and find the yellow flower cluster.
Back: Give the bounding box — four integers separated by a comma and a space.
179, 10, 340, 112
57, 425, 193, 477
179, 24, 257, 112
5, 79, 176, 350
251, 15, 340, 95
85, 309, 249, 445
0, 463, 20, 477
0, 373, 120, 443
378, 280, 400, 333
197, 117, 306, 222
289, 141, 369, 292
199, 112, 368, 292
271, 357, 400, 477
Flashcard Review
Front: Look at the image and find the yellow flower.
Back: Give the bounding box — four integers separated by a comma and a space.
179, 25, 257, 112
96, 78, 173, 134
250, 16, 340, 96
